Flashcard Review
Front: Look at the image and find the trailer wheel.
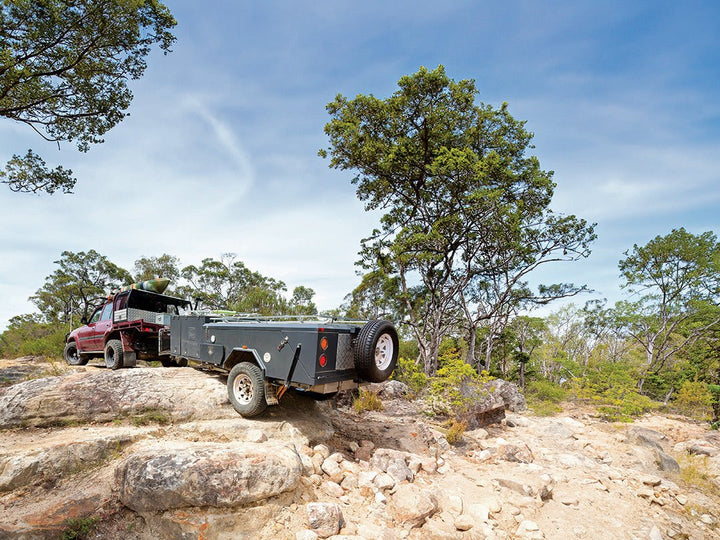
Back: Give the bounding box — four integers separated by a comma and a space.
63, 341, 88, 366
354, 320, 399, 383
228, 363, 267, 417
104, 339, 124, 370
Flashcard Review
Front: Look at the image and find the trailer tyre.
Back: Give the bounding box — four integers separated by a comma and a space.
63, 341, 88, 366
228, 363, 267, 417
354, 320, 399, 383
104, 339, 124, 370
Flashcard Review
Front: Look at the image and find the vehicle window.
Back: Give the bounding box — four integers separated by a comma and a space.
115, 294, 128, 310
100, 302, 113, 321
89, 308, 102, 323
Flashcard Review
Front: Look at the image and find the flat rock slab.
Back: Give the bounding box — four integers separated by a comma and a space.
116, 441, 302, 512
0, 367, 234, 428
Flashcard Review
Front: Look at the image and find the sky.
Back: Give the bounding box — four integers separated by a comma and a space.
1, 0, 719, 330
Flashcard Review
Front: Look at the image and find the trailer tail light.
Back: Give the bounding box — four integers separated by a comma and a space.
319, 354, 327, 367
320, 337, 328, 351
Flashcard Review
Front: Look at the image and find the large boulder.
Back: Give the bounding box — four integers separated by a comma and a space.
116, 441, 302, 512
486, 379, 526, 412
0, 367, 233, 428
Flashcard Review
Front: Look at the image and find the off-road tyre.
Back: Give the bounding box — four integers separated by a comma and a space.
63, 341, 88, 366
354, 320, 399, 383
227, 362, 267, 417
104, 339, 124, 370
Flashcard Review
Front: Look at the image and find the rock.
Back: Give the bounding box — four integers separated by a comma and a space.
496, 477, 530, 496
116, 442, 301, 512
245, 429, 267, 443
373, 380, 410, 400
688, 443, 719, 457
505, 414, 530, 427
375, 491, 387, 504
642, 476, 662, 487
300, 455, 315, 476
407, 456, 422, 474
675, 494, 687, 505
486, 379, 527, 412
322, 481, 344, 498
0, 368, 234, 428
459, 386, 506, 429
389, 484, 439, 528
516, 520, 543, 539
358, 470, 378, 488
421, 457, 438, 473
627, 427, 666, 451
347, 441, 360, 453
0, 429, 138, 492
467, 503, 490, 522
387, 459, 413, 483
497, 444, 534, 463
340, 474, 358, 490
306, 502, 344, 538
454, 514, 474, 531
374, 473, 396, 490
313, 444, 331, 459
297, 531, 320, 540
654, 450, 680, 472
321, 457, 344, 482
649, 525, 663, 540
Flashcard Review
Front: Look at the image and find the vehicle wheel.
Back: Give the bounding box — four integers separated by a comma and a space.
354, 320, 399, 383
227, 362, 267, 417
160, 358, 175, 367
63, 341, 88, 366
104, 339, 124, 370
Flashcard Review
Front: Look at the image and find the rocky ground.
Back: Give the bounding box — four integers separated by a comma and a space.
0, 356, 719, 540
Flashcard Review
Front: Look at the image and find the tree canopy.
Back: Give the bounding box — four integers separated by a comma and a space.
322, 65, 595, 373
0, 0, 176, 194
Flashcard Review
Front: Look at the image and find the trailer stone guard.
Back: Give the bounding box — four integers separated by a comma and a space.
64, 289, 399, 417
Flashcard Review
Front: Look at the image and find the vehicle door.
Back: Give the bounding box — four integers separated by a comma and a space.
76, 305, 104, 353
91, 302, 114, 351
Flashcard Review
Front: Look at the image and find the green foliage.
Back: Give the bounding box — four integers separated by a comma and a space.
391, 357, 428, 395
1, 0, 176, 194
353, 388, 384, 413
133, 254, 181, 292
178, 253, 291, 314
673, 381, 714, 420
444, 419, 467, 445
322, 65, 595, 375
428, 348, 492, 416
0, 149, 75, 194
614, 228, 720, 379
62, 516, 97, 540
31, 250, 132, 321
0, 314, 66, 359
595, 388, 658, 422
131, 410, 171, 426
525, 380, 566, 416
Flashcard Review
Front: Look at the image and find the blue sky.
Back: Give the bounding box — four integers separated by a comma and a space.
1, 0, 719, 330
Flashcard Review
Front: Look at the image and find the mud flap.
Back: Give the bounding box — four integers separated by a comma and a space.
120, 333, 137, 367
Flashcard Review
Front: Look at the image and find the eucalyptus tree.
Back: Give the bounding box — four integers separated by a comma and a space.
321, 65, 595, 374
0, 0, 176, 193
614, 228, 720, 391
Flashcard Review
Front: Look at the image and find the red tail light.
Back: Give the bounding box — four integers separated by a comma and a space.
319, 354, 327, 367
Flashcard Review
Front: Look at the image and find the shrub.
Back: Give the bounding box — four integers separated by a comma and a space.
62, 517, 97, 540
427, 348, 492, 417
525, 379, 567, 416
391, 357, 428, 395
674, 381, 714, 420
595, 388, 658, 422
353, 388, 383, 413
444, 419, 467, 445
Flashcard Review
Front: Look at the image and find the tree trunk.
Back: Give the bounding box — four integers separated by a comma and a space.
483, 334, 493, 372
466, 325, 477, 367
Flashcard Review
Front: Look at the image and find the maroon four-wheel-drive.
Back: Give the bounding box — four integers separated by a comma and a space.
63, 289, 190, 369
